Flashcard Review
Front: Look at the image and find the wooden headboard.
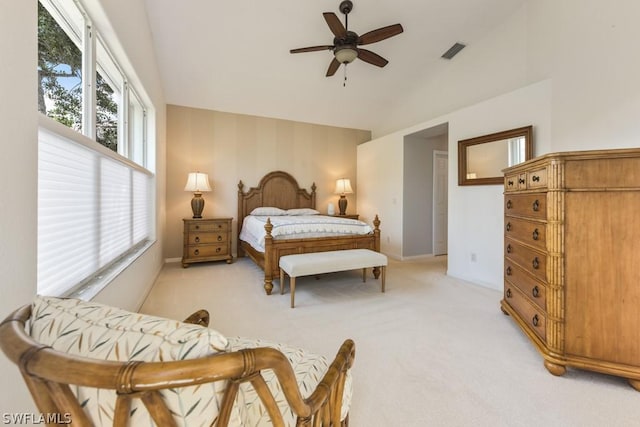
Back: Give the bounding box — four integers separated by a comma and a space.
237, 170, 317, 233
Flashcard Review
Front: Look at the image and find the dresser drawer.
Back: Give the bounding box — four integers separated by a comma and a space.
505, 259, 546, 311
505, 173, 527, 192
505, 217, 546, 251
505, 193, 547, 220
186, 243, 228, 258
505, 238, 546, 281
527, 167, 547, 189
504, 284, 546, 342
188, 232, 228, 245
188, 221, 229, 233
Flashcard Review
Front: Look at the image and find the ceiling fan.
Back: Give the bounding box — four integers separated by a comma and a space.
290, 0, 403, 79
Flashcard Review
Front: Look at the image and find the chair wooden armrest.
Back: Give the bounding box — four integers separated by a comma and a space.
0, 305, 355, 426
183, 308, 210, 327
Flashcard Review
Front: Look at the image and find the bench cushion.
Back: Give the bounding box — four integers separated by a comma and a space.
280, 249, 387, 277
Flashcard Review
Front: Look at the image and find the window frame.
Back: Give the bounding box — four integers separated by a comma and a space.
37, 0, 155, 299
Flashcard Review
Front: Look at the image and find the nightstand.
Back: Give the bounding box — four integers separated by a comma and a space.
182, 218, 232, 267
330, 214, 359, 220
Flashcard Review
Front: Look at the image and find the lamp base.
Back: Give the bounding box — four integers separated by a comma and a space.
191, 193, 205, 218
338, 195, 348, 215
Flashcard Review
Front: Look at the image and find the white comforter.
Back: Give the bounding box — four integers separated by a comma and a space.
240, 215, 373, 252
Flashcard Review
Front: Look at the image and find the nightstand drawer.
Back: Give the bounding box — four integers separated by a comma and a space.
186, 243, 228, 258
188, 233, 228, 245
189, 222, 229, 232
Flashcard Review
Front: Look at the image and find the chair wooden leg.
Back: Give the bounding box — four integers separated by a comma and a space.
290, 277, 296, 308
381, 266, 386, 293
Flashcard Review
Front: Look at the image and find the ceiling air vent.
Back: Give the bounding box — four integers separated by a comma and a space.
441, 42, 466, 60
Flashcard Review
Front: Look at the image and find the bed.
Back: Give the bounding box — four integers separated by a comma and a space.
237, 171, 381, 295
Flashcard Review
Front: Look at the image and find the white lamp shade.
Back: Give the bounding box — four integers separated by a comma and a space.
335, 47, 358, 64
184, 172, 212, 192
334, 178, 354, 195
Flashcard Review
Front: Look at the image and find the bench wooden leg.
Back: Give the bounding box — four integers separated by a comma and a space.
280, 268, 285, 295
381, 266, 386, 293
290, 277, 296, 308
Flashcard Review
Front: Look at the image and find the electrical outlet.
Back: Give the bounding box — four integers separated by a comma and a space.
471, 253, 477, 262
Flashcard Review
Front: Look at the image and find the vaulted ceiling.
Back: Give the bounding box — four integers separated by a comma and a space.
144, 0, 526, 134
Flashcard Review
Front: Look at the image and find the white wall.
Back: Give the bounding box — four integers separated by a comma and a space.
360, 0, 640, 292
0, 0, 166, 414
0, 0, 39, 414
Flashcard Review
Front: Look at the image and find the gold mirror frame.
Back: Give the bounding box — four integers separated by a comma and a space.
458, 125, 533, 186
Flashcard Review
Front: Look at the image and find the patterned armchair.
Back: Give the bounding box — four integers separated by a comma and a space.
0, 296, 354, 426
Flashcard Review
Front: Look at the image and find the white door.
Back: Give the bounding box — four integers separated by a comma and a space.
433, 151, 448, 255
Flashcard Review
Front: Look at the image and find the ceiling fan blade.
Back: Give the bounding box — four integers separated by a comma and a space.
358, 24, 404, 45
290, 45, 334, 54
357, 49, 389, 67
326, 58, 341, 77
323, 12, 347, 37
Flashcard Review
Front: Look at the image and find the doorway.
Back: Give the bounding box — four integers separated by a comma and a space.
402, 123, 449, 258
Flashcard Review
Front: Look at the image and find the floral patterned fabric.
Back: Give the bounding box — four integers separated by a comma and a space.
28, 296, 352, 426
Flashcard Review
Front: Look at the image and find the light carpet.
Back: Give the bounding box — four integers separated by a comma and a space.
141, 256, 640, 427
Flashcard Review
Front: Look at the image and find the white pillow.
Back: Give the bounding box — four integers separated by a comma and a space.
249, 207, 286, 216
286, 208, 320, 216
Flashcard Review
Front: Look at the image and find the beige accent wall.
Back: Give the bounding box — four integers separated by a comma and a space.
166, 105, 371, 260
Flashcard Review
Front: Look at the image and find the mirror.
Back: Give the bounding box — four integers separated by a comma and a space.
458, 125, 533, 186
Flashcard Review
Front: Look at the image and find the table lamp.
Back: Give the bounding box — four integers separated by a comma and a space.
184, 172, 212, 218
334, 178, 354, 216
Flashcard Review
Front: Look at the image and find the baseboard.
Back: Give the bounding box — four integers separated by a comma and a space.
165, 257, 181, 264
400, 254, 436, 261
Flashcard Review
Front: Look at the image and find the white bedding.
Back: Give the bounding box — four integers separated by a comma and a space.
239, 215, 373, 253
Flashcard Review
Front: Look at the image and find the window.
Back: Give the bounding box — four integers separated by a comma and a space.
37, 0, 154, 297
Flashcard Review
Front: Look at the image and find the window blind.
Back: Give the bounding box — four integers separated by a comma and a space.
38, 126, 152, 297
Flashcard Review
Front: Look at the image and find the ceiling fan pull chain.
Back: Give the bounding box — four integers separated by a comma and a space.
343, 64, 348, 87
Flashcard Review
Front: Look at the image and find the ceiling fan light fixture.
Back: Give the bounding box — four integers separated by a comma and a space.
335, 46, 358, 64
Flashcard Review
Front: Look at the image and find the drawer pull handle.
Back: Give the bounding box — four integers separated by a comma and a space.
508, 180, 514, 186
195, 237, 200, 243
532, 286, 540, 298
506, 244, 512, 254
506, 222, 511, 232
506, 288, 512, 298
194, 249, 200, 255
518, 178, 525, 184
506, 266, 512, 276
506, 200, 512, 209
532, 229, 539, 241
195, 225, 200, 230
217, 235, 223, 242
532, 175, 540, 182
532, 257, 540, 269
216, 247, 221, 253
532, 200, 540, 212
532, 314, 540, 326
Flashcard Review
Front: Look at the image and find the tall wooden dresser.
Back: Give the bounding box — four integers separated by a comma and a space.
501, 148, 640, 391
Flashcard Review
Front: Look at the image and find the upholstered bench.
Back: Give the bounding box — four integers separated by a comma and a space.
279, 249, 388, 308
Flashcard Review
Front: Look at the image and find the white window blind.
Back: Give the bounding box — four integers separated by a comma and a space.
38, 125, 152, 297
